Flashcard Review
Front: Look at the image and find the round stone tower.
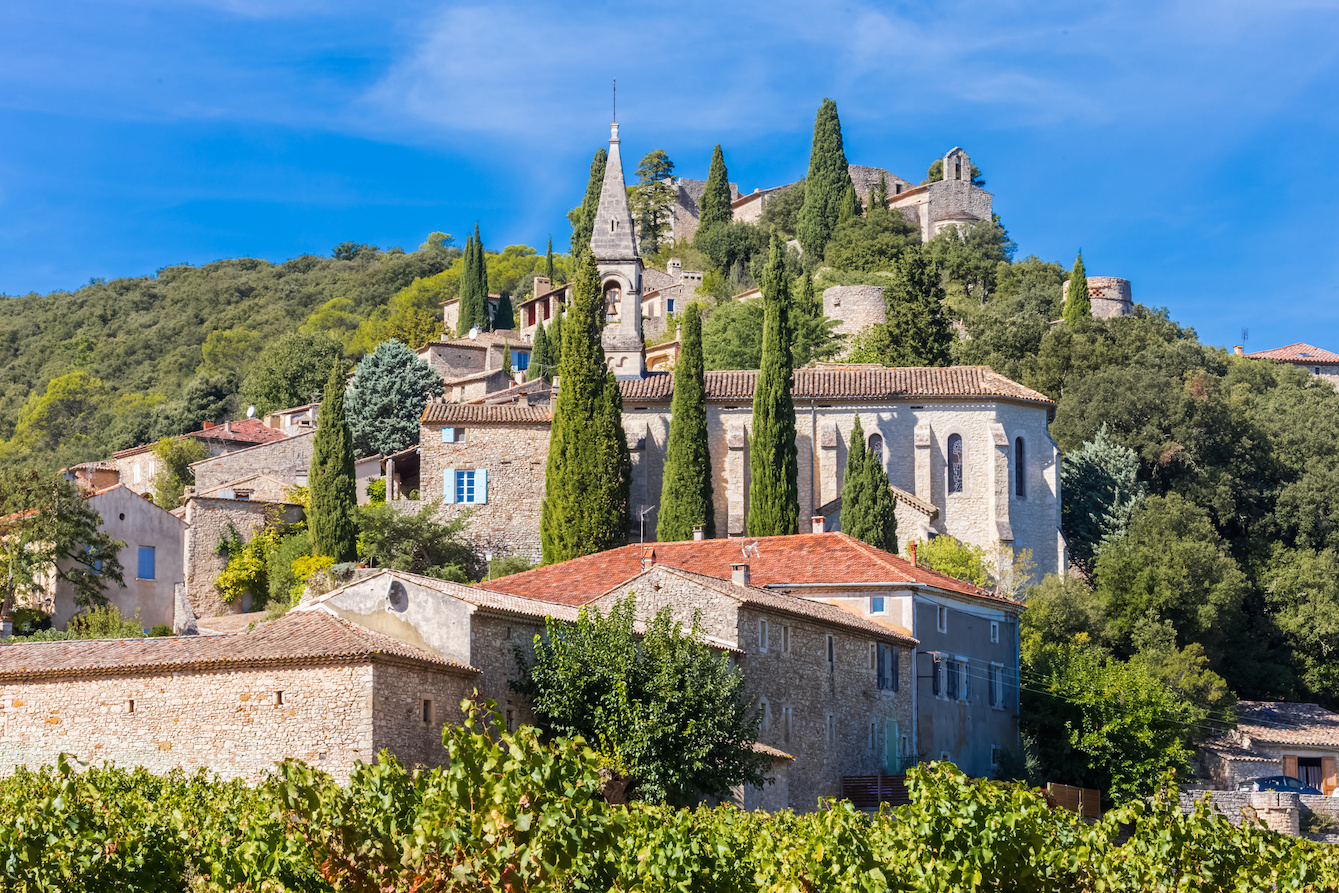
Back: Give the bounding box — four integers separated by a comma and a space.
823, 285, 886, 339
1063, 277, 1132, 319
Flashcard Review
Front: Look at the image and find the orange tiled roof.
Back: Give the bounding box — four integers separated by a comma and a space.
422, 403, 551, 424
477, 532, 1011, 608
618, 366, 1052, 405
1235, 701, 1339, 748
0, 611, 477, 680
1245, 343, 1339, 364
114, 419, 286, 458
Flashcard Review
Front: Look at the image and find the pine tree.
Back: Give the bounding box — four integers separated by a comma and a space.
657, 304, 714, 541
747, 236, 799, 537
631, 150, 676, 257
568, 148, 608, 256
308, 363, 359, 563
796, 98, 853, 263
1064, 250, 1091, 324
540, 251, 631, 563
502, 342, 513, 378
528, 322, 547, 381
697, 144, 733, 233
544, 237, 555, 281
840, 415, 871, 540
495, 291, 515, 330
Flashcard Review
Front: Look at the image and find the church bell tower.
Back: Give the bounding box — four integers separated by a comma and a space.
589, 121, 645, 380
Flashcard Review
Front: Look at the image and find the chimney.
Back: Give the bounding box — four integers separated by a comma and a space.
908, 541, 917, 566
533, 276, 551, 297
693, 525, 705, 541
667, 258, 682, 281
731, 562, 750, 587
811, 515, 826, 534
640, 545, 656, 572
224, 421, 232, 434
202, 420, 213, 429
1234, 345, 1245, 356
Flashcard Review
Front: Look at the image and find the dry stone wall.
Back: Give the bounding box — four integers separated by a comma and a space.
183, 497, 303, 618
193, 432, 315, 492
370, 662, 473, 770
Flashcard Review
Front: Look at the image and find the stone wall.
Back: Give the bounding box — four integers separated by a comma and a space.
183, 497, 303, 618
370, 662, 474, 770
193, 432, 315, 492
1063, 277, 1132, 320
823, 285, 886, 341
469, 611, 547, 731
0, 663, 377, 784
418, 420, 551, 562
420, 343, 489, 382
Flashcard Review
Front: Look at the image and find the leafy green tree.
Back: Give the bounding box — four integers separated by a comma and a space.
796, 99, 853, 263
923, 216, 1017, 304
540, 252, 631, 563
1094, 494, 1248, 676
301, 296, 361, 342
822, 201, 921, 272
567, 147, 608, 256
694, 221, 769, 277
759, 179, 805, 238
657, 305, 714, 542
494, 292, 515, 331
847, 250, 954, 366
240, 331, 344, 417
153, 372, 239, 438
917, 535, 992, 587
747, 237, 798, 537
697, 144, 733, 233
357, 502, 479, 581
332, 241, 376, 261
528, 322, 548, 381
1021, 640, 1195, 804
344, 339, 444, 459
1063, 250, 1091, 324
199, 328, 261, 377
308, 364, 359, 563
631, 150, 676, 257
1061, 425, 1147, 574
0, 472, 124, 619
1261, 548, 1339, 705
150, 436, 211, 509
703, 279, 841, 372
515, 595, 768, 805
2, 371, 107, 461
840, 416, 897, 552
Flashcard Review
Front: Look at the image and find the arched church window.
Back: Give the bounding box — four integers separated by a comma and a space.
1014, 437, 1026, 498
948, 434, 963, 494
867, 433, 884, 465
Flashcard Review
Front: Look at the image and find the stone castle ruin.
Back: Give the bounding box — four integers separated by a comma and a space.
1062, 277, 1133, 319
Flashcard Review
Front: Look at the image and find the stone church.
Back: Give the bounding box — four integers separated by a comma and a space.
397, 121, 1066, 579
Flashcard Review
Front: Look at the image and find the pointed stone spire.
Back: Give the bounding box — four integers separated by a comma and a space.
589, 122, 638, 261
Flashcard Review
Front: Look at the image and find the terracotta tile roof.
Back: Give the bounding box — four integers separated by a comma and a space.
1235, 701, 1339, 748
519, 283, 570, 307
752, 741, 794, 760
114, 419, 286, 458
1245, 343, 1339, 364
1199, 737, 1277, 764
322, 570, 583, 624
470, 378, 553, 405
634, 566, 917, 646
421, 403, 552, 424
0, 611, 478, 681
617, 366, 1052, 406
195, 612, 268, 635
477, 532, 1010, 609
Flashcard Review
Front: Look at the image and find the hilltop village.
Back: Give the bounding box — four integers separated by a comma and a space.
4, 104, 1339, 838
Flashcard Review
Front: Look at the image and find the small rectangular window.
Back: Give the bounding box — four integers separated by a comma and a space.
870, 595, 885, 614
869, 721, 876, 751
783, 706, 793, 743
946, 659, 959, 700
514, 352, 529, 372
988, 664, 1000, 708
877, 643, 898, 691
127, 699, 135, 714
869, 642, 877, 670
826, 635, 835, 669
932, 654, 942, 696
137, 546, 155, 581
759, 698, 770, 731
758, 618, 769, 652
990, 621, 1000, 644
456, 470, 475, 504
667, 299, 675, 313
782, 625, 790, 654
274, 691, 284, 706
442, 426, 458, 443
422, 699, 434, 723
936, 605, 948, 633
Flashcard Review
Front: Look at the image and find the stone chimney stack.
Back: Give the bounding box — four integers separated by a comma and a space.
533, 276, 551, 298
1234, 345, 1245, 356
640, 545, 656, 572
667, 258, 682, 281
693, 525, 705, 541
731, 563, 750, 587
909, 541, 918, 566
811, 515, 826, 534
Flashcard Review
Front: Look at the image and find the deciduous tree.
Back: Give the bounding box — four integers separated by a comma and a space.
150, 436, 211, 509
240, 331, 344, 417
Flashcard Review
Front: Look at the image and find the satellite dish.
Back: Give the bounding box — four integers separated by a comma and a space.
246, 405, 256, 419
468, 327, 479, 340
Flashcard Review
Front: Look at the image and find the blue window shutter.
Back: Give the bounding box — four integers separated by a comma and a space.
442, 427, 455, 443
475, 468, 487, 504
443, 468, 456, 503
137, 545, 155, 580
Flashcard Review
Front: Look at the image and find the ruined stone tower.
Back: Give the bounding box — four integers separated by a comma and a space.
591, 121, 645, 379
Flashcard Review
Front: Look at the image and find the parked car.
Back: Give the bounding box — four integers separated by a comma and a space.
1236, 775, 1323, 795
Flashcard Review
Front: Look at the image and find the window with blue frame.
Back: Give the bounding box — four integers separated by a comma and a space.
443, 468, 487, 504
456, 470, 475, 504
667, 299, 675, 313
514, 351, 530, 371
137, 545, 155, 580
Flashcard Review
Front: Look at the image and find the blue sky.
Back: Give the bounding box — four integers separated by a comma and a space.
2, 0, 1338, 351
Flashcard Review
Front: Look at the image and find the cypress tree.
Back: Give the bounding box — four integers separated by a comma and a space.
308, 363, 359, 563
840, 414, 871, 540
502, 342, 513, 378
657, 304, 714, 541
863, 445, 898, 554
474, 223, 492, 331
1064, 250, 1091, 324
458, 232, 477, 334
549, 304, 564, 370
545, 237, 555, 282
796, 98, 853, 263
838, 182, 859, 223
528, 322, 547, 381
697, 144, 733, 233
495, 291, 515, 330
798, 271, 821, 317
870, 174, 889, 214
568, 148, 608, 256
747, 236, 799, 537
540, 251, 631, 563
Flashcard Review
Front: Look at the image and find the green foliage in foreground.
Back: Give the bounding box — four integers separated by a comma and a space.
2, 718, 1337, 892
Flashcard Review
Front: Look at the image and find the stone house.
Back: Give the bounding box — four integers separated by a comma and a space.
1240, 342, 1339, 389
264, 402, 320, 436
190, 429, 383, 504
1201, 701, 1339, 794
417, 331, 533, 391
31, 484, 188, 632
478, 532, 1018, 782
181, 496, 304, 619
111, 419, 288, 496
0, 609, 479, 784
419, 364, 1064, 576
